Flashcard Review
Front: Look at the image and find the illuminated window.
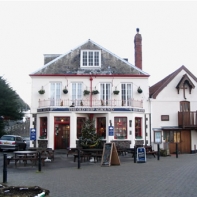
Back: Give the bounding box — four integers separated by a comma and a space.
114, 117, 127, 139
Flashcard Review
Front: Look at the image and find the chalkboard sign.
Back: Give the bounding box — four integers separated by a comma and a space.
101, 142, 120, 166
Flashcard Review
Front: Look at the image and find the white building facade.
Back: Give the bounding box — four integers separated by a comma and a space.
150, 66, 197, 154
29, 30, 151, 150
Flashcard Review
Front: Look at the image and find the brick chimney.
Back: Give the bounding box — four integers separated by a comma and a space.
134, 28, 142, 70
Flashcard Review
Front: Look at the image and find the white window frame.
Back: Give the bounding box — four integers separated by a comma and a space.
80, 50, 101, 68
121, 83, 133, 106
71, 82, 83, 106
50, 82, 62, 106
100, 83, 111, 106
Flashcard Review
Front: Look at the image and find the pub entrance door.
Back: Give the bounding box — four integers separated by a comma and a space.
54, 117, 70, 149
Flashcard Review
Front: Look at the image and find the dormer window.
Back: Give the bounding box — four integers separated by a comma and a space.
80, 50, 101, 68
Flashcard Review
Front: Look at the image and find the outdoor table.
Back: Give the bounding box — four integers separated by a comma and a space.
82, 149, 103, 162
13, 151, 37, 166
28, 148, 54, 161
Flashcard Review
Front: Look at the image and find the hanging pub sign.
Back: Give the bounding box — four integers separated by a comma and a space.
30, 128, 36, 140
154, 130, 162, 144
108, 126, 114, 136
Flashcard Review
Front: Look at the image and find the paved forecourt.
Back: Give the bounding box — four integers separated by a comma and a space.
1, 151, 197, 197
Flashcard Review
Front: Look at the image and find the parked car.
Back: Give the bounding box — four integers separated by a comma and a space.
0, 135, 27, 151
23, 137, 30, 149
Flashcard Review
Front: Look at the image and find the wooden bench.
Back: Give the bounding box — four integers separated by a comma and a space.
73, 153, 91, 162
67, 148, 78, 157
126, 147, 157, 158
7, 155, 46, 167
91, 153, 102, 162
144, 146, 157, 157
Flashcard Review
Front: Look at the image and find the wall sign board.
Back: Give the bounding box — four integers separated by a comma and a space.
161, 115, 169, 121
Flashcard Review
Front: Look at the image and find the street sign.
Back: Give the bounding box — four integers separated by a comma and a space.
30, 128, 36, 140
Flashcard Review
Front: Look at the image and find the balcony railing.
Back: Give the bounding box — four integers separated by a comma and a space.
38, 98, 143, 108
178, 111, 197, 128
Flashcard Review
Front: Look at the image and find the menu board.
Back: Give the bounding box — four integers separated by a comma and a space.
101, 143, 120, 166
137, 147, 146, 163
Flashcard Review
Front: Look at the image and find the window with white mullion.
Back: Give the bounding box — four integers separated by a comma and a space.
88, 51, 93, 66
83, 51, 87, 66
72, 83, 82, 106
81, 50, 101, 67
100, 83, 111, 106
121, 83, 132, 106
50, 82, 61, 106
94, 51, 99, 66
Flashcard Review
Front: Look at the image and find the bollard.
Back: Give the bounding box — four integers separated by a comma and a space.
77, 148, 80, 169
176, 143, 178, 158
157, 144, 160, 160
38, 152, 41, 172
134, 146, 136, 163
3, 153, 7, 183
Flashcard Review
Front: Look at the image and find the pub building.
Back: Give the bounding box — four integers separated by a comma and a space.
29, 29, 151, 150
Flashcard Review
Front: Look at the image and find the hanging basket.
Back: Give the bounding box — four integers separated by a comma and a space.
38, 89, 45, 94
137, 87, 143, 94
92, 90, 99, 95
83, 90, 90, 96
113, 90, 120, 95
63, 89, 68, 94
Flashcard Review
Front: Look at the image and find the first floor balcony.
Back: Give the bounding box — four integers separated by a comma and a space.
38, 98, 143, 108
178, 111, 197, 129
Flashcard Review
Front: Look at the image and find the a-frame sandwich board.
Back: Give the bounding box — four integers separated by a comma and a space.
101, 142, 120, 166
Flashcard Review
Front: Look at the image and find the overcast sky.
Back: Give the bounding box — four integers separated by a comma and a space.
1, 1, 197, 105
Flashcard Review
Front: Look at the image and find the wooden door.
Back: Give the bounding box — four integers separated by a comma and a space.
169, 130, 191, 154
180, 130, 191, 153
169, 143, 176, 154
55, 124, 70, 149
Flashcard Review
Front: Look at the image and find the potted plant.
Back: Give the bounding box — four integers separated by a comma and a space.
113, 90, 120, 95
38, 87, 45, 94
137, 87, 143, 94
92, 90, 99, 95
39, 135, 46, 139
83, 90, 90, 96
63, 87, 68, 94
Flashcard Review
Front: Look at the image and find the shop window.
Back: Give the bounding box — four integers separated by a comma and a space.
164, 131, 180, 143
40, 117, 47, 138
97, 117, 106, 138
114, 117, 127, 139
135, 117, 142, 139
77, 117, 86, 138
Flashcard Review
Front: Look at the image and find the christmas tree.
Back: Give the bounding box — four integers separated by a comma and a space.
79, 118, 100, 148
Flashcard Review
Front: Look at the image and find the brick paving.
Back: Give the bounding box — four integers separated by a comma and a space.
1, 151, 197, 197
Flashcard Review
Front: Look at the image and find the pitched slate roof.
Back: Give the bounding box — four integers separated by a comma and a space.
149, 65, 197, 99
30, 39, 149, 76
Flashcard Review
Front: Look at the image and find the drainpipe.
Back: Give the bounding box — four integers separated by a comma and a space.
90, 76, 93, 107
